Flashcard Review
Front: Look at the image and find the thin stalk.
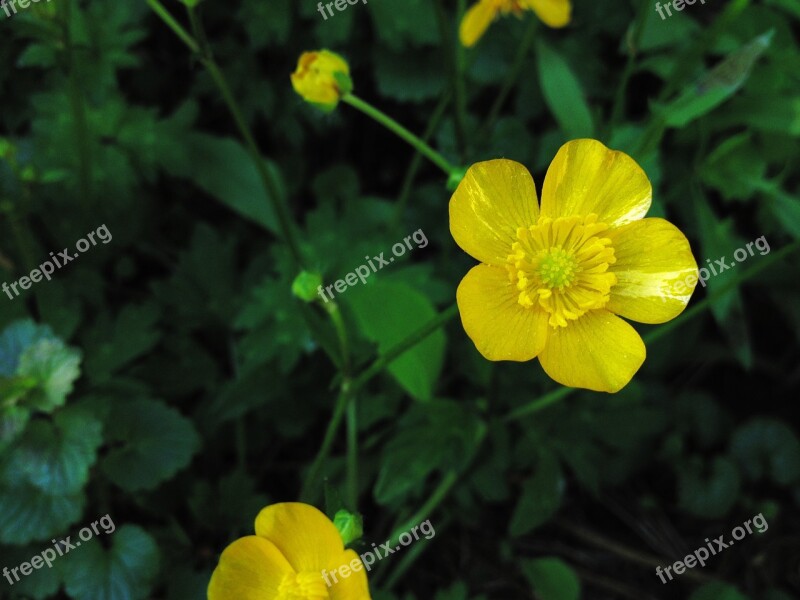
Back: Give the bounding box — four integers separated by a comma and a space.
392, 91, 452, 230
342, 95, 458, 177
147, 0, 305, 269
300, 388, 350, 502
386, 471, 459, 549
502, 385, 573, 422
433, 0, 467, 158
454, 0, 469, 154
480, 17, 538, 138
350, 303, 459, 393
345, 395, 358, 509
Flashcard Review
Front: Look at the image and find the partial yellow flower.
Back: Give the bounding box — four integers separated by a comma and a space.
291, 50, 352, 112
208, 502, 371, 600
449, 139, 699, 393
460, 0, 571, 47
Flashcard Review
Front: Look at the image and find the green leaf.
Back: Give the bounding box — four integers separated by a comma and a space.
662, 31, 774, 127
63, 525, 160, 600
346, 281, 445, 402
510, 448, 564, 536
701, 132, 767, 202
521, 557, 581, 600
156, 131, 280, 234
689, 582, 750, 600
5, 406, 102, 494
368, 0, 438, 50
730, 419, 800, 486
17, 338, 82, 412
678, 456, 741, 519
536, 41, 594, 138
0, 485, 84, 544
101, 398, 200, 492
0, 544, 64, 598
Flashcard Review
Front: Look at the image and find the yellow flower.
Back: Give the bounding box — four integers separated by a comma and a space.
208, 502, 371, 600
460, 0, 572, 47
291, 50, 353, 112
449, 139, 699, 393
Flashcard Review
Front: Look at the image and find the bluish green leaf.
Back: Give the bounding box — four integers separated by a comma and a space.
521, 557, 581, 600
510, 448, 564, 536
0, 485, 84, 544
730, 419, 800, 486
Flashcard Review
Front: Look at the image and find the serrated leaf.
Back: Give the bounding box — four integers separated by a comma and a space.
62, 525, 160, 600
536, 41, 594, 138
4, 407, 102, 494
521, 557, 581, 600
101, 398, 200, 492
0, 485, 84, 544
346, 281, 445, 402
17, 338, 82, 412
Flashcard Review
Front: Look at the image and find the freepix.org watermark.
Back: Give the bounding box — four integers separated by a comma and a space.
3, 515, 115, 587
322, 519, 435, 587
660, 234, 770, 301
655, 513, 768, 584
317, 0, 367, 21
316, 229, 428, 303
2, 224, 112, 301
1, 0, 52, 20
655, 0, 706, 21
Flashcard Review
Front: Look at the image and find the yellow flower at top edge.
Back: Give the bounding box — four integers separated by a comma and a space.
291, 50, 352, 112
449, 139, 699, 393
460, 0, 572, 47
208, 502, 371, 600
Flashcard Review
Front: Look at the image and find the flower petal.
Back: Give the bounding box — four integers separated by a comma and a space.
538, 310, 645, 393
328, 549, 373, 600
459, 1, 497, 47
525, 0, 571, 27
540, 139, 652, 227
606, 218, 699, 323
450, 159, 540, 266
254, 503, 344, 573
208, 536, 294, 600
457, 264, 549, 361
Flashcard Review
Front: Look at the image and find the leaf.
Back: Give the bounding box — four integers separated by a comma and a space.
701, 132, 767, 202
17, 338, 82, 412
368, 0, 438, 50
689, 582, 751, 600
156, 130, 280, 234
62, 525, 160, 600
5, 406, 102, 494
0, 544, 64, 598
678, 456, 741, 519
730, 419, 800, 486
0, 485, 84, 544
536, 41, 594, 138
521, 557, 581, 600
662, 31, 774, 127
101, 398, 200, 492
510, 448, 565, 536
346, 281, 445, 402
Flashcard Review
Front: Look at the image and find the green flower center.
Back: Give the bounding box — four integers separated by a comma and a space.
506, 214, 618, 328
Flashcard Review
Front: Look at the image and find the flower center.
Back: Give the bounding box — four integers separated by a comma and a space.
277, 572, 330, 600
506, 214, 617, 328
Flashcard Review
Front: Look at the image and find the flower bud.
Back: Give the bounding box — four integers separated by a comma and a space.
291, 50, 352, 112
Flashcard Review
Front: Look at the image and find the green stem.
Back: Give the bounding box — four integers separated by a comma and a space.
502, 386, 573, 422
392, 91, 452, 230
480, 17, 538, 138
300, 388, 350, 502
147, 0, 305, 270
433, 0, 467, 158
342, 95, 458, 177
386, 471, 459, 548
345, 394, 358, 509
454, 0, 469, 154
322, 300, 352, 375
351, 303, 459, 393
607, 0, 649, 138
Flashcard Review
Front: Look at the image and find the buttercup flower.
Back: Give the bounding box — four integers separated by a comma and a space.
460, 0, 571, 47
208, 502, 371, 600
291, 50, 353, 112
450, 139, 698, 393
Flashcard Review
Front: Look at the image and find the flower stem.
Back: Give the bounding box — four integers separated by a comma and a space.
345, 394, 359, 508
433, 0, 467, 158
351, 303, 459, 393
479, 17, 539, 138
300, 387, 350, 503
342, 94, 459, 177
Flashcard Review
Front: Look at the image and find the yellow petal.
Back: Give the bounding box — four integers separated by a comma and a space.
605, 218, 699, 324
460, 1, 498, 47
450, 159, 540, 266
328, 549, 372, 600
540, 139, 652, 227
524, 0, 571, 27
255, 502, 344, 573
208, 536, 294, 600
538, 310, 645, 393
457, 264, 549, 361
